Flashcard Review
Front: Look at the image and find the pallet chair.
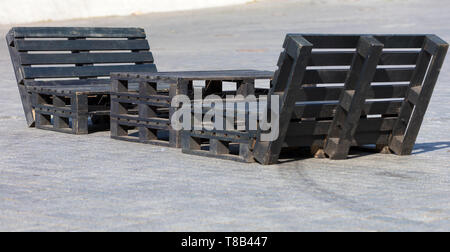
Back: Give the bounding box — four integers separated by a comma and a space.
182, 34, 448, 165
6, 27, 157, 134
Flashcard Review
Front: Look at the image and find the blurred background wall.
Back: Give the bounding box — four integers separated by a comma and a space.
0, 0, 252, 25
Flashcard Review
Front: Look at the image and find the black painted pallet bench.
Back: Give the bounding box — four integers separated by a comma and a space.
182, 34, 448, 165
110, 70, 273, 148
6, 27, 157, 134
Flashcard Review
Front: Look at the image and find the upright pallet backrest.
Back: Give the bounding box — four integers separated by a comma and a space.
6, 27, 157, 127
253, 34, 448, 164
252, 35, 313, 164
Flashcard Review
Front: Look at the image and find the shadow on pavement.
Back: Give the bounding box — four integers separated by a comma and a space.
276, 141, 450, 164
412, 141, 450, 155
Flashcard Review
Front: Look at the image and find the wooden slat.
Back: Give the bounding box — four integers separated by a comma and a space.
303, 68, 414, 84
378, 51, 419, 65
297, 34, 426, 48
20, 52, 154, 65
284, 132, 390, 148
6, 31, 35, 126
189, 130, 252, 143
29, 84, 110, 95
112, 114, 170, 125
293, 101, 403, 119
323, 36, 384, 160
112, 70, 274, 80
287, 117, 397, 137
23, 64, 157, 79
25, 78, 110, 87
297, 84, 408, 101
110, 118, 170, 131
15, 40, 150, 51
13, 27, 146, 38
309, 51, 419, 66
252, 35, 313, 165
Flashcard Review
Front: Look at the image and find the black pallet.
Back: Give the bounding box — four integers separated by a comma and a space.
111, 70, 273, 148
30, 85, 110, 134
290, 34, 448, 160
6, 27, 156, 130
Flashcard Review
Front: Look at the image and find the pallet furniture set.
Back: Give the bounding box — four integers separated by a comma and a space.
7, 28, 448, 165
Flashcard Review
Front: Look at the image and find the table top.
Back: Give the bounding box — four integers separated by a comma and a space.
111, 70, 274, 81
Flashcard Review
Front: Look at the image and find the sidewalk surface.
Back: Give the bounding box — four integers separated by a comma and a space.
0, 0, 449, 231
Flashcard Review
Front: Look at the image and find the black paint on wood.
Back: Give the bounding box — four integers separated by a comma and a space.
252, 35, 313, 165
324, 36, 384, 160
389, 35, 449, 155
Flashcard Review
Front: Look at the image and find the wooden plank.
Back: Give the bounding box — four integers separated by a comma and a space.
324, 36, 384, 160
188, 130, 253, 143
15, 40, 150, 51
293, 101, 403, 119
297, 34, 426, 48
252, 35, 313, 165
29, 85, 110, 96
23, 64, 157, 79
53, 96, 70, 129
271, 51, 294, 93
297, 84, 408, 101
168, 81, 189, 148
111, 115, 169, 125
13, 27, 146, 38
284, 132, 391, 148
25, 79, 110, 87
287, 117, 397, 136
111, 93, 171, 102
303, 68, 414, 84
309, 51, 419, 66
110, 70, 274, 81
6, 31, 35, 126
20, 52, 154, 65
71, 94, 89, 134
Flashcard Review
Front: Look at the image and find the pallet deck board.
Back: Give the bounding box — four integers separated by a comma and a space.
12, 27, 147, 39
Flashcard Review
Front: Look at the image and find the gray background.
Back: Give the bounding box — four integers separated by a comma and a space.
0, 0, 449, 231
